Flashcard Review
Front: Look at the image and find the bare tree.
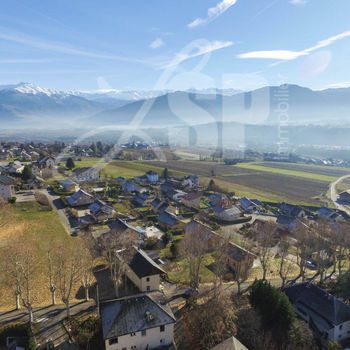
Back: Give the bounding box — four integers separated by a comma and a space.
293, 223, 313, 281
2, 228, 40, 327
278, 240, 293, 287
333, 221, 350, 275
100, 231, 136, 297
56, 239, 83, 318
233, 258, 249, 295
255, 222, 277, 280
181, 224, 208, 292
80, 246, 95, 301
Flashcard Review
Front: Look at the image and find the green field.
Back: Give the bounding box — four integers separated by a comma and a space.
232, 162, 338, 182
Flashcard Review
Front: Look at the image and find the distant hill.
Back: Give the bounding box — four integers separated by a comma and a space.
1, 83, 350, 128
87, 84, 350, 126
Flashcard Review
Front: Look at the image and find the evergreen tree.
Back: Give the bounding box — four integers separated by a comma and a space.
66, 157, 75, 170
21, 165, 33, 181
162, 167, 169, 179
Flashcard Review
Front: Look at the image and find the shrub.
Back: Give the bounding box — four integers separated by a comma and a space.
8, 197, 16, 204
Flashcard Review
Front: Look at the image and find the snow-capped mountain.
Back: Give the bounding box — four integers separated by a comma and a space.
0, 82, 64, 97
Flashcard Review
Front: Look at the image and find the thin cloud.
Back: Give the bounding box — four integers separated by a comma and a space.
0, 28, 145, 64
188, 0, 238, 28
289, 0, 307, 5
322, 82, 350, 89
163, 40, 233, 68
237, 30, 350, 60
150, 38, 164, 49
0, 58, 58, 64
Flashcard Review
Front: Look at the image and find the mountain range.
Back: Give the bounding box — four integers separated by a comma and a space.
1, 82, 350, 128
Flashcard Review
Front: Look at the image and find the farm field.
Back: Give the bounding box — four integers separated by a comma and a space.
233, 163, 339, 182
254, 161, 350, 178
142, 160, 334, 205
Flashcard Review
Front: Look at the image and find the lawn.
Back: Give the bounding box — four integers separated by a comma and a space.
168, 254, 216, 284
0, 201, 74, 311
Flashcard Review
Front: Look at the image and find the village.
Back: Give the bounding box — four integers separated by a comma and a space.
1, 140, 350, 350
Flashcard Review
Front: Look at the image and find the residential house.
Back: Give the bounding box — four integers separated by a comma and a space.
60, 179, 79, 192
226, 242, 255, 278
5, 161, 24, 174
0, 175, 15, 200
212, 205, 242, 222
157, 211, 179, 227
67, 189, 95, 207
122, 181, 141, 193
277, 215, 301, 231
280, 202, 305, 218
338, 190, 350, 205
0, 150, 12, 160
37, 155, 55, 169
89, 199, 116, 222
209, 193, 230, 207
181, 192, 202, 208
183, 175, 199, 189
121, 246, 166, 292
284, 283, 350, 342
168, 189, 187, 202
101, 292, 176, 350
211, 336, 248, 350
108, 218, 146, 244
146, 170, 159, 183
71, 167, 99, 183
133, 192, 151, 207
317, 207, 342, 223
184, 220, 255, 276
239, 197, 261, 214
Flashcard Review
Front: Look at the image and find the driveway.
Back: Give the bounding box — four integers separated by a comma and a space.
329, 174, 350, 215
0, 301, 96, 348
15, 191, 36, 203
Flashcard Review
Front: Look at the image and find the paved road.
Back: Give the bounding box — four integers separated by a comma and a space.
329, 174, 350, 215
39, 188, 73, 234
0, 301, 96, 348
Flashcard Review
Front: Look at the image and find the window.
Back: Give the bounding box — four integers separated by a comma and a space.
146, 277, 150, 282
109, 337, 118, 345
160, 339, 165, 343
339, 325, 343, 330
131, 346, 137, 350
147, 286, 150, 292
142, 330, 147, 337
130, 332, 136, 337
160, 325, 165, 332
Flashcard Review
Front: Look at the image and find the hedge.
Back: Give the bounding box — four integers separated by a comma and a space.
0, 322, 36, 350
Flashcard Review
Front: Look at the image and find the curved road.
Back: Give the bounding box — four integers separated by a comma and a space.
329, 174, 350, 215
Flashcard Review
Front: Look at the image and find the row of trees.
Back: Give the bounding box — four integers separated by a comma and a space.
0, 218, 94, 327
251, 219, 350, 286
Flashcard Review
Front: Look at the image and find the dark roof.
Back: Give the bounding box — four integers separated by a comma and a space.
101, 292, 175, 340
0, 175, 15, 185
182, 192, 202, 201
108, 218, 144, 234
280, 202, 304, 217
284, 282, 350, 328
126, 246, 166, 278
157, 211, 178, 226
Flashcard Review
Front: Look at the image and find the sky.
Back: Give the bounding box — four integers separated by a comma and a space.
0, 0, 350, 92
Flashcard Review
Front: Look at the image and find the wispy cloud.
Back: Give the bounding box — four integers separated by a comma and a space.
0, 58, 58, 64
149, 38, 164, 49
322, 81, 350, 89
289, 0, 307, 5
238, 30, 350, 60
188, 0, 238, 28
163, 40, 233, 68
0, 28, 145, 64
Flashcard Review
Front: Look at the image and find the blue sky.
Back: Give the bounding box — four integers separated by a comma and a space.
1, 0, 350, 91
